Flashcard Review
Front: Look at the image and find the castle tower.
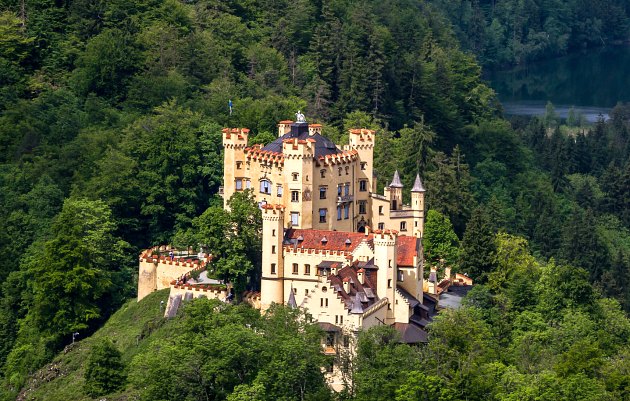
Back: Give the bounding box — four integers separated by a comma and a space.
374, 230, 398, 323
282, 122, 315, 229
349, 129, 375, 231
222, 127, 250, 208
260, 205, 285, 310
387, 170, 404, 211
278, 120, 293, 137
411, 174, 426, 238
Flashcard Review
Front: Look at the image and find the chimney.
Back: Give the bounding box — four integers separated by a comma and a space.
331, 263, 339, 276
364, 226, 370, 236
357, 268, 365, 285
343, 277, 351, 293
444, 266, 452, 281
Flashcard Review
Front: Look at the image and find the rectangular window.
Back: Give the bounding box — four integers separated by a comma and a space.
337, 185, 342, 197
378, 205, 383, 215
359, 201, 366, 214
319, 187, 327, 199
260, 180, 271, 194
245, 180, 251, 189
320, 169, 326, 178
272, 229, 276, 237
291, 212, 299, 226
398, 270, 404, 281
344, 183, 350, 196
320, 298, 324, 307
272, 245, 276, 254
340, 315, 343, 324
319, 209, 327, 223
305, 264, 310, 275
335, 315, 339, 324
345, 166, 349, 175
291, 191, 299, 202
337, 205, 342, 220
271, 263, 276, 274
344, 204, 349, 219
325, 298, 329, 307
378, 222, 384, 230
338, 167, 342, 176
388, 279, 392, 288
359, 180, 367, 192
292, 172, 299, 181
235, 179, 243, 190
277, 185, 283, 197
400, 221, 407, 231
292, 263, 298, 274
236, 161, 243, 169
360, 162, 367, 170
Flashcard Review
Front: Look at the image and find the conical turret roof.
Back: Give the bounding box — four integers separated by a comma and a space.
389, 170, 404, 188
287, 288, 297, 309
411, 174, 426, 192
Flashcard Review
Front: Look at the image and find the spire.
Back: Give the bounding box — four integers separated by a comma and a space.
287, 286, 297, 309
411, 174, 426, 192
389, 170, 403, 188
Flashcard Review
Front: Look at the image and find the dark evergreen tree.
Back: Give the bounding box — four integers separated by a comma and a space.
459, 206, 496, 282
561, 208, 609, 282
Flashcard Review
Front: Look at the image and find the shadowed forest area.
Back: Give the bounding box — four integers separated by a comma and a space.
1, 0, 630, 399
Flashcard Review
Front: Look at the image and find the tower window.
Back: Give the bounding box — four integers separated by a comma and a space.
305, 264, 311, 275
360, 162, 367, 170
293, 263, 298, 274
337, 205, 342, 220
319, 186, 327, 199
400, 221, 407, 231
388, 279, 392, 288
319, 208, 327, 223
292, 172, 299, 181
378, 223, 384, 230
277, 185, 283, 197
338, 167, 342, 176
320, 169, 326, 178
235, 179, 243, 190
245, 180, 251, 189
378, 205, 383, 215
359, 180, 367, 192
291, 191, 299, 202
359, 201, 367, 214
260, 180, 272, 194
271, 263, 276, 274
236, 161, 243, 169
291, 212, 299, 226
344, 183, 350, 196
344, 204, 349, 219
272, 245, 276, 254
345, 166, 349, 175
337, 185, 343, 197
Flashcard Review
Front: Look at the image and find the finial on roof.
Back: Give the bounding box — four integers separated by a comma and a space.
411, 174, 426, 192
389, 170, 403, 188
287, 287, 297, 309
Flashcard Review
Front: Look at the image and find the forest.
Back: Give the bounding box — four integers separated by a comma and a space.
0, 0, 630, 399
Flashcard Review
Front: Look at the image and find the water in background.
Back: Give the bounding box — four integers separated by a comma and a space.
486, 45, 630, 122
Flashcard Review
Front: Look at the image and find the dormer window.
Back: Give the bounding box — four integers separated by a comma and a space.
345, 238, 351, 245
321, 236, 328, 244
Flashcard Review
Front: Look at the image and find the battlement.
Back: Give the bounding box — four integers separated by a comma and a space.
245, 146, 285, 165
317, 149, 358, 166
222, 128, 250, 148
139, 249, 207, 270
284, 247, 353, 258
282, 137, 316, 156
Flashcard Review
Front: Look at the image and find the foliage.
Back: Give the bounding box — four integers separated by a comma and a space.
423, 209, 459, 268
84, 338, 126, 396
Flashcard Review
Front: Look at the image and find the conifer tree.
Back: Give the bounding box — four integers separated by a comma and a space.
459, 206, 496, 282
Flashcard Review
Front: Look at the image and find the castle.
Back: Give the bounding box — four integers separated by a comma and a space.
138, 116, 452, 390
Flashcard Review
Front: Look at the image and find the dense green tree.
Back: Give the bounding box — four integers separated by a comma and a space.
423, 209, 459, 268
84, 338, 126, 397
459, 206, 496, 282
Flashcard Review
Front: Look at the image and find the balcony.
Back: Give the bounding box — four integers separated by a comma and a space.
337, 195, 353, 204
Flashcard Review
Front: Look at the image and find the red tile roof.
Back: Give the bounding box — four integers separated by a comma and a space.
285, 229, 419, 267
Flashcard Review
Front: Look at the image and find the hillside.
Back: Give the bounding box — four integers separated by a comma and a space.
16, 289, 170, 401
